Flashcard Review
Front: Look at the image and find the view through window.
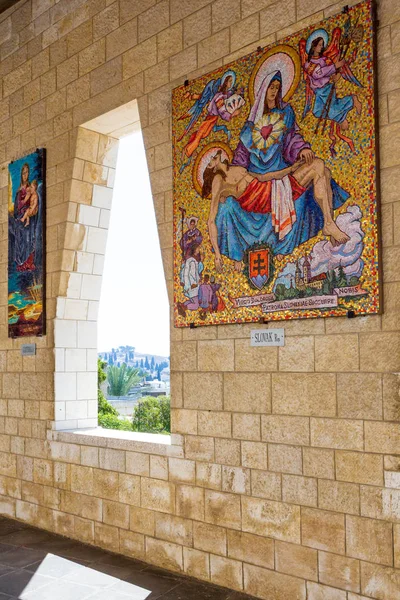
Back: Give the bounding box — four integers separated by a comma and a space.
98, 131, 170, 434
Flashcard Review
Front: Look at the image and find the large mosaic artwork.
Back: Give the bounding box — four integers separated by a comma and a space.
8, 149, 46, 337
172, 0, 380, 327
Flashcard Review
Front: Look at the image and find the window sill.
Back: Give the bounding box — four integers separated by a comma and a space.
49, 427, 183, 456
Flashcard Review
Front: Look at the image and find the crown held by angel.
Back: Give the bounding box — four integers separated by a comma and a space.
299, 20, 364, 157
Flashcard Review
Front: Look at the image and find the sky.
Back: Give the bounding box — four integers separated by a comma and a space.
98, 131, 170, 357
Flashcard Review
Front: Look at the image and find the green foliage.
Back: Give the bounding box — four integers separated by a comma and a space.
99, 413, 133, 430
107, 364, 141, 397
97, 358, 170, 433
98, 358, 107, 385
329, 269, 338, 289
322, 279, 331, 295
132, 396, 171, 433
98, 389, 118, 416
337, 265, 347, 288
98, 359, 118, 417
349, 275, 360, 287
275, 283, 286, 300
285, 285, 298, 299
159, 396, 170, 432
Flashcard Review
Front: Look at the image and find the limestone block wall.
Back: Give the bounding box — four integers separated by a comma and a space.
0, 0, 399, 598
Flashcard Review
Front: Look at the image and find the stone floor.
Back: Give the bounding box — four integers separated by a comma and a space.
0, 517, 256, 599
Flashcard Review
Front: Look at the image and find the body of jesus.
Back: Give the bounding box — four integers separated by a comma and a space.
202, 151, 303, 272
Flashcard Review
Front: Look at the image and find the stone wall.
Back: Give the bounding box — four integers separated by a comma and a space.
0, 0, 400, 598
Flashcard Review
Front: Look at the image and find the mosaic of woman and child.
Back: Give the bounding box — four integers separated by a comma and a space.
175, 7, 377, 322
8, 150, 45, 337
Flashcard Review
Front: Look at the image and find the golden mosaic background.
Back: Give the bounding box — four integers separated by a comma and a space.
172, 0, 379, 327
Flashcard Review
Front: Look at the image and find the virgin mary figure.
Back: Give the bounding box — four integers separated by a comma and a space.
9, 163, 42, 273
213, 66, 350, 268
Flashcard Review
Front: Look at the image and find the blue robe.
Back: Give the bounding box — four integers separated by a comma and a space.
313, 82, 354, 125
216, 103, 349, 259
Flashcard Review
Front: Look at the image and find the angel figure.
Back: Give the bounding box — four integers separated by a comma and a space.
177, 70, 244, 173
299, 25, 363, 157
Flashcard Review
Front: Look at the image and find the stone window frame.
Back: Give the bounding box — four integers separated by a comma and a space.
52, 99, 175, 450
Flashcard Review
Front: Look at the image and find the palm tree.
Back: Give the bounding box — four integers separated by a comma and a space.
107, 364, 141, 397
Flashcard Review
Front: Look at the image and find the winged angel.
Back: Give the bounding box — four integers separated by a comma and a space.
299, 22, 364, 156
177, 69, 245, 172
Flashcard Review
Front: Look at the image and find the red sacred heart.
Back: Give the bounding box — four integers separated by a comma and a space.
260, 124, 273, 140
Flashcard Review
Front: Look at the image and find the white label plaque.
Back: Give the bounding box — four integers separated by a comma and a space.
250, 329, 285, 347
21, 343, 36, 356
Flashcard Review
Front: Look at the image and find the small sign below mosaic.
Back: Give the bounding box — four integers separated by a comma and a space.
172, 0, 380, 327
251, 329, 285, 347
21, 343, 36, 356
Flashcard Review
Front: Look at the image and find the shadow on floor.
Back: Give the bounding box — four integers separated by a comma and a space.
0, 517, 255, 599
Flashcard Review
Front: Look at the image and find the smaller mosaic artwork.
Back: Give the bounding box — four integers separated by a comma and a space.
172, 0, 380, 328
8, 149, 46, 337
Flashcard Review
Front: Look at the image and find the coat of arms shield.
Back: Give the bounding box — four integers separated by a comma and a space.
247, 245, 272, 290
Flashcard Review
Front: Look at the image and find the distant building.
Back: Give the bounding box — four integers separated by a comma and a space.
295, 255, 326, 291
142, 379, 170, 398
160, 367, 170, 382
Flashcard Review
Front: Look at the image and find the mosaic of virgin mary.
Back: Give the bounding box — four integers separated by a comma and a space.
173, 0, 379, 326
8, 149, 45, 337
217, 53, 350, 267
